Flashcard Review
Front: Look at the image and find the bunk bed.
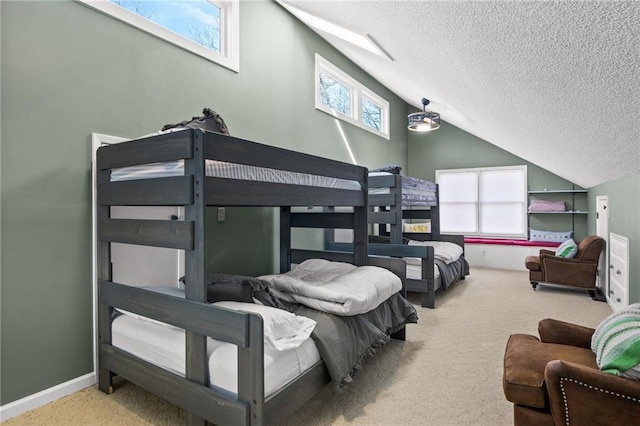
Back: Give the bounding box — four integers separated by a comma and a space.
366, 171, 469, 309
96, 129, 415, 426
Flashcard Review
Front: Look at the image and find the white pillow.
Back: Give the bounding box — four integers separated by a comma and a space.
555, 238, 578, 258
214, 301, 316, 351
115, 287, 316, 351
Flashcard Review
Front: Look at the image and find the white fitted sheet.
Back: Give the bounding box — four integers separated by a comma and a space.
406, 263, 441, 281
112, 313, 321, 397
110, 160, 361, 191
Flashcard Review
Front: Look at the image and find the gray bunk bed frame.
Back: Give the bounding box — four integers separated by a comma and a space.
96, 129, 406, 426
367, 173, 465, 309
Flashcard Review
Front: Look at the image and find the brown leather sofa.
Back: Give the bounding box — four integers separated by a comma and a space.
503, 318, 640, 425
524, 235, 604, 291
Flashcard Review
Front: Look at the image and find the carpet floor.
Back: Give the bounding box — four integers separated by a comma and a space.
5, 267, 613, 425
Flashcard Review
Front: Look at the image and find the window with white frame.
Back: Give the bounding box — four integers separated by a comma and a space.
436, 166, 528, 238
315, 54, 390, 139
76, 0, 240, 72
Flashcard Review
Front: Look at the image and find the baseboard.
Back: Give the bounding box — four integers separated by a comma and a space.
464, 244, 539, 271
0, 372, 96, 422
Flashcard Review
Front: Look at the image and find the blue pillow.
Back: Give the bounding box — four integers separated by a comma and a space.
555, 238, 578, 258
529, 229, 573, 243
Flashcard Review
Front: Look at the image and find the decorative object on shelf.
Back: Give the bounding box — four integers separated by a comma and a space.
408, 98, 440, 132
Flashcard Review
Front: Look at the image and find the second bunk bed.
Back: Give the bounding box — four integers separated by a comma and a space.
96, 129, 417, 426
367, 169, 469, 308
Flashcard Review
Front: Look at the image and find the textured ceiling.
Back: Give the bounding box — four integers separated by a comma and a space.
279, 0, 640, 188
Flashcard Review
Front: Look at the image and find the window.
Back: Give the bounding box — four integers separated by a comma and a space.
436, 166, 527, 238
315, 54, 389, 139
77, 0, 240, 72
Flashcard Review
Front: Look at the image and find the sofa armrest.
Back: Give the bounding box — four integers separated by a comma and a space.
538, 319, 594, 348
545, 360, 640, 426
539, 249, 556, 256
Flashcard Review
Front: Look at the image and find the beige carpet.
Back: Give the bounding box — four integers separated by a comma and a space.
5, 268, 613, 425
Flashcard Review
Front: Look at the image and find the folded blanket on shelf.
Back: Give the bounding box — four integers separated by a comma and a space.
259, 259, 402, 316
528, 199, 566, 212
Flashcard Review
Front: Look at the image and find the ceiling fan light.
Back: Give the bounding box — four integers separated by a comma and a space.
408, 111, 441, 132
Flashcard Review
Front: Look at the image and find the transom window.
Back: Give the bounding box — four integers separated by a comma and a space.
77, 0, 239, 72
436, 166, 528, 238
319, 72, 351, 116
315, 54, 389, 139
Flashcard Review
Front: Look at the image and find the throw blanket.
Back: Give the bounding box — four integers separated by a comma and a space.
591, 303, 640, 380
435, 257, 469, 291
259, 259, 402, 316
279, 293, 418, 388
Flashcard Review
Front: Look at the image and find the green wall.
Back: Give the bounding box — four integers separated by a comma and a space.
0, 0, 408, 405
407, 120, 588, 240
589, 173, 640, 303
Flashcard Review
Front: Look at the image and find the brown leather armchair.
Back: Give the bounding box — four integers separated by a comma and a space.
503, 318, 640, 425
524, 235, 604, 291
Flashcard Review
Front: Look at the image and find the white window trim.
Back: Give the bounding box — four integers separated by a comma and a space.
76, 0, 240, 72
436, 165, 528, 238
314, 54, 390, 139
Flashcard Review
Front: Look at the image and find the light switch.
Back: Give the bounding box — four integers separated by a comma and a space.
217, 207, 226, 222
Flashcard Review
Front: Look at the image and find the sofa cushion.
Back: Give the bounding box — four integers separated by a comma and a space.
555, 238, 578, 258
503, 334, 598, 408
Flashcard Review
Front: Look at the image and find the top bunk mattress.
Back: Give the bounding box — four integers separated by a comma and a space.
110, 160, 362, 191
368, 172, 437, 206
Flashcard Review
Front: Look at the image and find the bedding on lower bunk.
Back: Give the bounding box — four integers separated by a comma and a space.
403, 240, 469, 291
258, 258, 402, 316
112, 260, 417, 393
405, 257, 468, 291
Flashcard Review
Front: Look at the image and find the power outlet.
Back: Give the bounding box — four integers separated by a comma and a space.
217, 207, 226, 222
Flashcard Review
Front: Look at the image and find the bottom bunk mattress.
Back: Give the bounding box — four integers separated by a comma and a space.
112, 308, 321, 398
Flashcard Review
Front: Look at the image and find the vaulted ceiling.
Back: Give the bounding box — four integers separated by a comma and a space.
279, 0, 640, 188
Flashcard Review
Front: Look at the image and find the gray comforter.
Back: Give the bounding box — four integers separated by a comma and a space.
279, 294, 418, 388
435, 256, 469, 291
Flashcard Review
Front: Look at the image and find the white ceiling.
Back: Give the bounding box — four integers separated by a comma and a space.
279, 0, 640, 188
